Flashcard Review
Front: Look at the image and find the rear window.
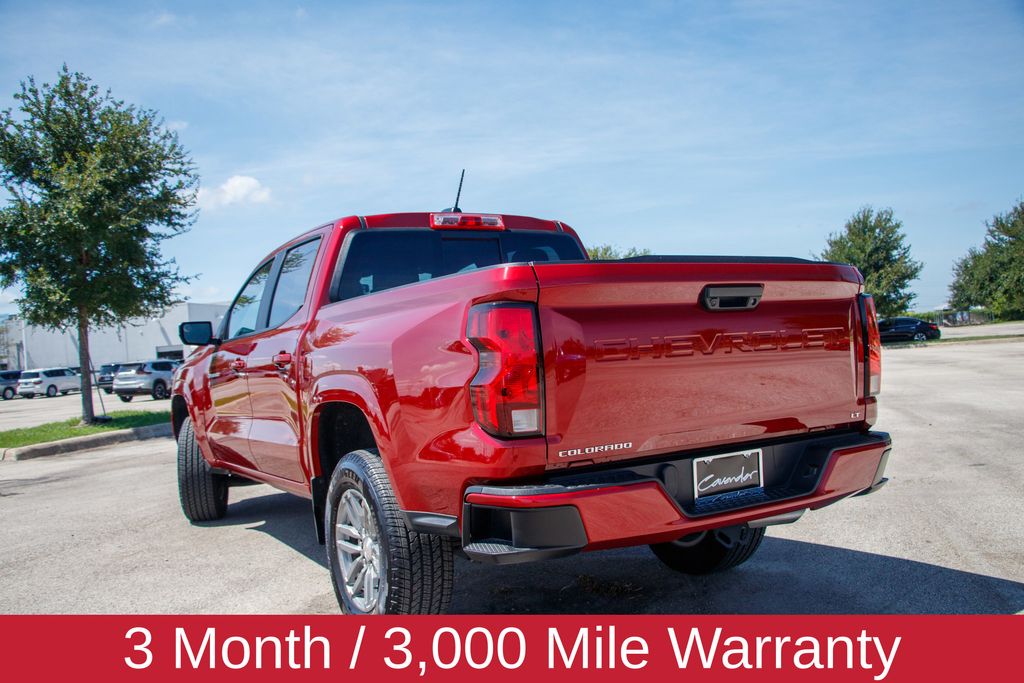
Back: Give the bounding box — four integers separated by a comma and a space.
100, 364, 118, 373
334, 229, 585, 300
21, 371, 39, 379
1, 371, 19, 380
118, 363, 143, 373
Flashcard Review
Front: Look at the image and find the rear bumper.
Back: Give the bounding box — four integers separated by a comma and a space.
459, 430, 891, 564
114, 384, 152, 395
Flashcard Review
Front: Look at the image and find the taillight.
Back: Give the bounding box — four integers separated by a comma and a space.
928, 323, 938, 330
465, 302, 544, 437
431, 213, 505, 230
860, 294, 882, 397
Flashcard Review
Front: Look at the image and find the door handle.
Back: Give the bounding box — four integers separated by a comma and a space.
272, 352, 293, 368
229, 358, 247, 372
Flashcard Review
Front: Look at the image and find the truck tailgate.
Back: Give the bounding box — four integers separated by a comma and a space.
534, 259, 864, 467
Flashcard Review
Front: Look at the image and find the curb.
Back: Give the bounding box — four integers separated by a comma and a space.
1, 423, 173, 461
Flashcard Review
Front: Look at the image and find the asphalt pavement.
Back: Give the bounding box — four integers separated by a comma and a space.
0, 340, 1021, 614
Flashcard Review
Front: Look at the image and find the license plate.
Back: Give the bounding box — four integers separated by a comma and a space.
692, 448, 763, 498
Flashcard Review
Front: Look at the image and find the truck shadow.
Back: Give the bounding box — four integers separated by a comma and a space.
208, 490, 1024, 615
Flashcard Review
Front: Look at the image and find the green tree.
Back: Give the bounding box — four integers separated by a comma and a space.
587, 244, 652, 260
0, 66, 197, 423
949, 199, 1024, 318
819, 207, 923, 317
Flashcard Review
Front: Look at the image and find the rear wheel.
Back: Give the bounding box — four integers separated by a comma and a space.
177, 417, 228, 521
326, 449, 454, 615
913, 332, 927, 341
46, 384, 57, 397
2, 387, 13, 400
152, 381, 168, 400
118, 394, 133, 403
651, 525, 765, 575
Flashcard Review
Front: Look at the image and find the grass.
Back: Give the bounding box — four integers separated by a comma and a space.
0, 410, 170, 450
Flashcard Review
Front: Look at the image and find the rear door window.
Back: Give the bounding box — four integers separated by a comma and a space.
153, 362, 173, 372
268, 238, 321, 328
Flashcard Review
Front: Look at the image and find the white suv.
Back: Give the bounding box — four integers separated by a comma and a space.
17, 368, 81, 398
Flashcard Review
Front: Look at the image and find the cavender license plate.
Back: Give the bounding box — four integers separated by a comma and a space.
692, 448, 763, 498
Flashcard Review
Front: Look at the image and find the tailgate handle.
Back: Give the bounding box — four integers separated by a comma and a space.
702, 285, 763, 311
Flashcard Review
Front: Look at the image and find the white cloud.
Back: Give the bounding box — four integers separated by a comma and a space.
197, 175, 271, 210
152, 12, 176, 27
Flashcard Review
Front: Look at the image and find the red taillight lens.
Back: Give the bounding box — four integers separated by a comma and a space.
466, 302, 544, 437
860, 294, 882, 396
929, 323, 938, 330
430, 213, 505, 230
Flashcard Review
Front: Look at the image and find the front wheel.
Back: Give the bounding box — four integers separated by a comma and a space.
651, 525, 765, 575
118, 394, 133, 403
177, 417, 228, 521
326, 449, 454, 615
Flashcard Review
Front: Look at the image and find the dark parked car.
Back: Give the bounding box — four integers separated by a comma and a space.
1, 370, 21, 400
878, 317, 941, 343
96, 363, 120, 394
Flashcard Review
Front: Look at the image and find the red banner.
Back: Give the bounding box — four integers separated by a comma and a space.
1, 615, 1019, 681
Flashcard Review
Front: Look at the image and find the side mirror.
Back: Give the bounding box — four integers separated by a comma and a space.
179, 321, 217, 346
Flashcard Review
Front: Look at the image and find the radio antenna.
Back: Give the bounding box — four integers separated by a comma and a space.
451, 169, 465, 213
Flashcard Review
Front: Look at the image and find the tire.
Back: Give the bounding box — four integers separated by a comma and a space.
118, 394, 133, 403
104, 388, 113, 395
177, 417, 228, 521
325, 449, 454, 615
152, 381, 168, 400
46, 384, 57, 398
913, 332, 927, 341
651, 525, 765, 575
2, 387, 13, 401
60, 390, 69, 395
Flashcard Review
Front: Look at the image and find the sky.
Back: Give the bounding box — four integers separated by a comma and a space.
0, 0, 1022, 313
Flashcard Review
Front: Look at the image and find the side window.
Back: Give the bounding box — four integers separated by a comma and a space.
153, 362, 172, 372
268, 238, 321, 328
227, 261, 274, 339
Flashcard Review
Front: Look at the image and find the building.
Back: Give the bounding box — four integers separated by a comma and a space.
0, 302, 227, 371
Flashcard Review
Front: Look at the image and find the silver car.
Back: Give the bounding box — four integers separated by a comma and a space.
112, 360, 176, 402
17, 367, 81, 398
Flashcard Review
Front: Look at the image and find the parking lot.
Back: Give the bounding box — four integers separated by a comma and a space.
0, 339, 1021, 614
0, 391, 169, 431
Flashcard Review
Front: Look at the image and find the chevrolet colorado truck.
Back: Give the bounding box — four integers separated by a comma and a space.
173, 211, 890, 615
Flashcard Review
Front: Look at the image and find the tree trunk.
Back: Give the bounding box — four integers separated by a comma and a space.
77, 308, 96, 424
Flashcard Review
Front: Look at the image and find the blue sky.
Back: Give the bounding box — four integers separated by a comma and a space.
1, 0, 1022, 312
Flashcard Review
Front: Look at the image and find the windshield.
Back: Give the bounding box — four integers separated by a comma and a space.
100, 364, 118, 373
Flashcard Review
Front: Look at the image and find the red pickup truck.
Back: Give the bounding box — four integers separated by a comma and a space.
173, 211, 890, 615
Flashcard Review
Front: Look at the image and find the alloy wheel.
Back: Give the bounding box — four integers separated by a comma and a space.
334, 488, 387, 613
